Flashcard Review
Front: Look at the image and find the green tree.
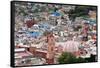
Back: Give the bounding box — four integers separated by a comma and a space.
68, 6, 97, 20
58, 52, 87, 64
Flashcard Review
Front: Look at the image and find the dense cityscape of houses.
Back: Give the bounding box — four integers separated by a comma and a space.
14, 2, 97, 66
